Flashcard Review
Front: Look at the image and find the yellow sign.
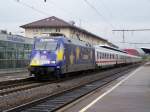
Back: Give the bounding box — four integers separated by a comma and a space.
57, 49, 64, 61
76, 47, 80, 60
70, 52, 74, 64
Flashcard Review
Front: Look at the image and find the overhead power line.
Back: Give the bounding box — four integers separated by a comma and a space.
99, 0, 113, 18
129, 42, 150, 44
113, 29, 150, 31
119, 42, 150, 44
112, 29, 150, 43
17, 0, 47, 2
83, 0, 115, 29
14, 0, 50, 16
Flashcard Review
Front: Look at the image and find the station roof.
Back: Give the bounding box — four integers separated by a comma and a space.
141, 48, 150, 54
123, 49, 140, 56
0, 33, 33, 44
20, 16, 107, 42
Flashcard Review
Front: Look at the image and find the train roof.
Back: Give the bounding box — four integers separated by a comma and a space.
34, 36, 92, 48
95, 45, 127, 54
100, 45, 127, 53
94, 45, 141, 58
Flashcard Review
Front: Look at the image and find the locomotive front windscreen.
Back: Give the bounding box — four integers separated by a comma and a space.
35, 41, 57, 51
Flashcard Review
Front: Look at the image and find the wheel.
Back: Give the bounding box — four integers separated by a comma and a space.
54, 69, 61, 79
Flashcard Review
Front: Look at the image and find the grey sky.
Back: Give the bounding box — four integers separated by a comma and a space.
0, 0, 150, 48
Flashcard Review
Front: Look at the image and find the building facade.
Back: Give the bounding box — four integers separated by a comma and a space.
0, 31, 33, 69
21, 16, 111, 46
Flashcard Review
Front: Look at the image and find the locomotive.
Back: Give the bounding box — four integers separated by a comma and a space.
29, 36, 95, 79
29, 36, 141, 79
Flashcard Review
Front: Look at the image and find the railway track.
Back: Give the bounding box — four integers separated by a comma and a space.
0, 81, 49, 96
0, 78, 33, 90
0, 74, 77, 96
3, 64, 141, 112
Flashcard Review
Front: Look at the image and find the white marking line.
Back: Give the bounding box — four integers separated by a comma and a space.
79, 66, 143, 112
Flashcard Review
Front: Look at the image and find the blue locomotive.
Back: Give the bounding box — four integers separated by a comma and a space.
29, 36, 95, 79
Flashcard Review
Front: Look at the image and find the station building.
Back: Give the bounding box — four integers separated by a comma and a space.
0, 30, 33, 70
21, 16, 118, 48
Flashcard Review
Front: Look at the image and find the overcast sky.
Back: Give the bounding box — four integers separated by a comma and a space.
1, 0, 150, 48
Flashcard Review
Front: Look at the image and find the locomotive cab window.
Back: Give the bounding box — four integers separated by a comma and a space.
35, 41, 58, 51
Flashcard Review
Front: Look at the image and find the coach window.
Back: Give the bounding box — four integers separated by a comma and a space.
98, 52, 100, 59
99, 52, 101, 59
97, 52, 99, 59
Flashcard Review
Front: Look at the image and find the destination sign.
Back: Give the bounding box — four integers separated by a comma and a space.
7, 36, 25, 43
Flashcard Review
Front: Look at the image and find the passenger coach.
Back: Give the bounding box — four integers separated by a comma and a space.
94, 45, 141, 68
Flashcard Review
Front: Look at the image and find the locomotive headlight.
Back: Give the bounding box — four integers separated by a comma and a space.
47, 60, 51, 64
51, 61, 56, 64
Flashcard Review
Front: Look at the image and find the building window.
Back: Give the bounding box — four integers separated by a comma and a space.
56, 28, 60, 32
0, 39, 32, 69
33, 29, 38, 32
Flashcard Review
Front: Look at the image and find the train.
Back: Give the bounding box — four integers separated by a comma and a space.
28, 36, 141, 79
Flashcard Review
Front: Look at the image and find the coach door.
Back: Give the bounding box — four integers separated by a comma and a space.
65, 44, 70, 72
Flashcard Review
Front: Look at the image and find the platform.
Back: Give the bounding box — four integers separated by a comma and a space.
0, 69, 29, 82
62, 63, 150, 112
